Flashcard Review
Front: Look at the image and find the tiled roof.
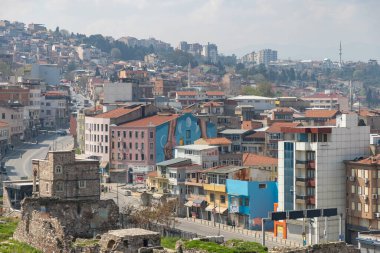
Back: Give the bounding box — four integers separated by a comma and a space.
147, 171, 158, 177
266, 122, 301, 133
272, 107, 294, 113
349, 154, 380, 165
201, 137, 231, 145
94, 105, 141, 119
243, 153, 278, 166
205, 91, 224, 96
176, 91, 197, 96
119, 114, 179, 127
304, 109, 339, 118
245, 131, 265, 139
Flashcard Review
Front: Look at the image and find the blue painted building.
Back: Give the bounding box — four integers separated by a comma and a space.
226, 179, 278, 230
155, 113, 217, 163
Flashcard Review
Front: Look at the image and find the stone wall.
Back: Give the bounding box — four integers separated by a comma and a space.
13, 197, 119, 252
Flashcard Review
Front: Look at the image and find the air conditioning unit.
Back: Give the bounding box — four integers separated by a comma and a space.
373, 194, 378, 199
364, 178, 369, 184
349, 176, 355, 181
375, 213, 380, 219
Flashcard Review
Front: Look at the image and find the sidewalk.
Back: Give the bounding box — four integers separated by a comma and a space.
177, 217, 302, 248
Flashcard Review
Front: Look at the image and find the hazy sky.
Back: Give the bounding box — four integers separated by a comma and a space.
1, 0, 379, 61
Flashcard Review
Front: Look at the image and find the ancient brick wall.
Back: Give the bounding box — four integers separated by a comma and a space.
13, 197, 119, 252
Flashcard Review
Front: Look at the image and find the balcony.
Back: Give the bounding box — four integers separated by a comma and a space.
203, 183, 226, 193
295, 194, 308, 204
295, 160, 315, 170
307, 178, 316, 187
295, 177, 307, 187
307, 196, 316, 205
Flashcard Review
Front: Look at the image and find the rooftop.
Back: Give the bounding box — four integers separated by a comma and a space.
107, 228, 159, 237
202, 165, 246, 174
304, 109, 339, 118
156, 158, 191, 166
347, 154, 380, 165
119, 113, 179, 128
230, 95, 276, 101
197, 137, 231, 145
94, 105, 141, 119
205, 91, 224, 96
175, 144, 218, 151
303, 93, 343, 99
266, 122, 301, 133
220, 129, 250, 135
243, 153, 278, 166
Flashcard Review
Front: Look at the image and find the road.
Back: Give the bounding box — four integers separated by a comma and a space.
2, 133, 74, 180
175, 218, 301, 249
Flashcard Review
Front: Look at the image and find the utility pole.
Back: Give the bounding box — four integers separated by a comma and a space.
339, 41, 342, 67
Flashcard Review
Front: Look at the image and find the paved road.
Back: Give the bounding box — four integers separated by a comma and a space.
2, 133, 74, 180
175, 218, 301, 249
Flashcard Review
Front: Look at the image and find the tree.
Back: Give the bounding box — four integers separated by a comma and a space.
110, 48, 122, 59
67, 61, 76, 72
241, 82, 274, 97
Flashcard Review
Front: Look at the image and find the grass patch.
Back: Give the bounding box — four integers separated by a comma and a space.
161, 236, 182, 249
0, 217, 41, 253
225, 239, 268, 253
184, 240, 235, 253
184, 239, 268, 253
72, 238, 99, 248
0, 239, 42, 253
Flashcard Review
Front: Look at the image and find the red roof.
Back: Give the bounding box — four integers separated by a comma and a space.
349, 154, 380, 165
206, 91, 224, 96
266, 122, 301, 133
94, 106, 141, 119
147, 171, 158, 177
176, 91, 197, 96
304, 110, 339, 118
243, 153, 278, 166
200, 137, 231, 145
119, 114, 179, 128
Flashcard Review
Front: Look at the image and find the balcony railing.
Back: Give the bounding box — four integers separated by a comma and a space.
307, 178, 316, 187
307, 196, 316, 205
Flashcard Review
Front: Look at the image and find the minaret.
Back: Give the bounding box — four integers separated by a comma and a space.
339, 41, 342, 67
187, 63, 191, 88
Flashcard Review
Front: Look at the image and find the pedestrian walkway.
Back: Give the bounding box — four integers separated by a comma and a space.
176, 217, 302, 248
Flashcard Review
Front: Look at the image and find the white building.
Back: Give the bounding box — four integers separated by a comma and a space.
229, 95, 276, 112
174, 144, 219, 169
103, 82, 139, 104
302, 91, 349, 111
255, 49, 277, 65
277, 113, 370, 244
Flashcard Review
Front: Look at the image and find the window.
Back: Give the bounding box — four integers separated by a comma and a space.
105, 146, 108, 153
135, 131, 138, 138
141, 154, 145, 160
129, 131, 132, 138
141, 131, 144, 138
46, 183, 49, 192
351, 185, 355, 194
55, 165, 62, 174
78, 180, 86, 188
129, 143, 132, 149
150, 131, 154, 138
149, 143, 153, 149
56, 182, 64, 192
117, 131, 120, 137
123, 142, 127, 149
245, 198, 250, 206
358, 186, 362, 195
135, 154, 138, 160
210, 193, 215, 202
220, 195, 226, 203
365, 204, 369, 213
358, 202, 362, 211
135, 143, 138, 150
129, 154, 132, 160
123, 131, 126, 138
141, 143, 144, 150
150, 154, 154, 160
105, 135, 108, 142
1, 113, 4, 119
259, 183, 267, 189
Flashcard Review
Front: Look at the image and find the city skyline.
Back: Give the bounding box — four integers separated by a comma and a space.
1, 0, 380, 61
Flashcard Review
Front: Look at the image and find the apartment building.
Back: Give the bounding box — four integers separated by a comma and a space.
175, 144, 219, 169
0, 121, 9, 158
278, 113, 370, 244
0, 102, 25, 144
40, 91, 69, 129
255, 49, 277, 65
302, 92, 349, 111
345, 154, 380, 244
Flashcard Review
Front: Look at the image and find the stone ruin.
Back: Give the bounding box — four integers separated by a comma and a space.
13, 197, 119, 252
99, 228, 162, 253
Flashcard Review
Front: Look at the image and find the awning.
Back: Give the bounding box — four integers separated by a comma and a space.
184, 201, 193, 207
215, 206, 228, 214
192, 199, 204, 207
205, 205, 215, 212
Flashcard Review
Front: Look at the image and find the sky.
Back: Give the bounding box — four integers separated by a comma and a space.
1, 0, 379, 61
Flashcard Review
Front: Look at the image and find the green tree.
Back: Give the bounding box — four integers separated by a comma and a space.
110, 48, 122, 59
